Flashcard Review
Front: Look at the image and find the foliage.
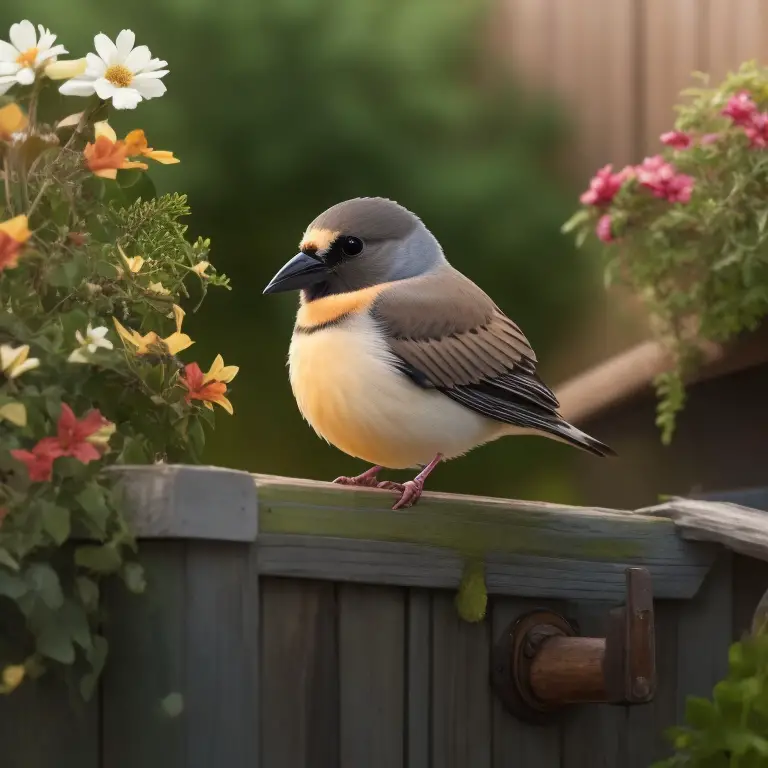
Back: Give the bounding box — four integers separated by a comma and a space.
0, 31, 233, 695
654, 630, 768, 767
564, 61, 768, 443
0, 0, 592, 502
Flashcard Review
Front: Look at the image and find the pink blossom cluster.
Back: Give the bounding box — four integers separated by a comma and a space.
579, 164, 632, 206
635, 155, 694, 203
722, 91, 768, 147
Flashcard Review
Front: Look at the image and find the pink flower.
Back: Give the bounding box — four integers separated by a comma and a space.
11, 438, 62, 483
635, 155, 694, 203
596, 214, 614, 243
744, 112, 768, 148
722, 91, 758, 126
701, 133, 720, 145
660, 130, 692, 149
580, 164, 630, 206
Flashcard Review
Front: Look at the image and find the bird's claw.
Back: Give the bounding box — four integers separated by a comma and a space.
377, 479, 423, 510
332, 466, 381, 488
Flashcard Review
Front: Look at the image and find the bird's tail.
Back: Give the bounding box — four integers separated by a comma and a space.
542, 419, 617, 458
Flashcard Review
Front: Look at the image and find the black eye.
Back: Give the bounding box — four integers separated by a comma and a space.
341, 236, 364, 257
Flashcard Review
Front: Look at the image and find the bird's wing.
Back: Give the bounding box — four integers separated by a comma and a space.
369, 266, 562, 431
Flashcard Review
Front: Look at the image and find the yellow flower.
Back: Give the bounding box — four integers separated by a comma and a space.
0, 103, 27, 140
0, 344, 39, 379
124, 129, 179, 165
190, 261, 210, 277
84, 121, 148, 180
44, 58, 87, 80
203, 354, 239, 385
0, 401, 26, 427
147, 281, 170, 296
0, 215, 31, 243
117, 245, 145, 275
1, 665, 25, 693
112, 310, 193, 357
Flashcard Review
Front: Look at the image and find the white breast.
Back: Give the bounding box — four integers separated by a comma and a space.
288, 313, 501, 468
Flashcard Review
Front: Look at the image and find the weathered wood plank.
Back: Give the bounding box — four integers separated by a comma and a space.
260, 578, 339, 768
406, 590, 430, 768
0, 667, 98, 768
431, 591, 492, 768
491, 596, 562, 767
640, 498, 768, 563
675, 552, 733, 723
257, 533, 711, 599
255, 474, 715, 564
102, 542, 188, 767
112, 465, 258, 541
182, 543, 259, 768
338, 584, 405, 768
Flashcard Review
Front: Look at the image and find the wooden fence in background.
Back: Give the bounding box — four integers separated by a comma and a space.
493, 0, 768, 177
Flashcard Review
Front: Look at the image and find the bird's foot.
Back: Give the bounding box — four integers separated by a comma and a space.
332, 465, 382, 488
376, 479, 424, 510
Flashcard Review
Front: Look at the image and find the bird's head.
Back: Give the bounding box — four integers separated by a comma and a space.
262, 197, 445, 299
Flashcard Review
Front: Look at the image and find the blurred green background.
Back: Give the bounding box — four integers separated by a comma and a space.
4, 0, 602, 502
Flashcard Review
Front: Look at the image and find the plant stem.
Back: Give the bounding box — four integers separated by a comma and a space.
26, 180, 52, 218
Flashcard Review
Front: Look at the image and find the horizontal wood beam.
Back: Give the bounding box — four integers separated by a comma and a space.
109, 466, 722, 600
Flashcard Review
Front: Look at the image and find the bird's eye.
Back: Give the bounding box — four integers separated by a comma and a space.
341, 236, 364, 257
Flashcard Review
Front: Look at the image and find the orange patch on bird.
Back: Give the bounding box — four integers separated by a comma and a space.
299, 227, 339, 253
296, 284, 391, 329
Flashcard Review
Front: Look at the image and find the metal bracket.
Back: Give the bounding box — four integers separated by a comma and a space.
490, 567, 656, 725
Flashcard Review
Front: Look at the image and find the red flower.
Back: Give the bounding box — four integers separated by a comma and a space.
743, 112, 768, 148
596, 214, 615, 243
660, 130, 692, 149
11, 438, 62, 483
635, 155, 694, 203
722, 91, 758, 126
180, 362, 233, 414
580, 164, 631, 206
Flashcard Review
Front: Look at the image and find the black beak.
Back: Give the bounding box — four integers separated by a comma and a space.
262, 252, 329, 295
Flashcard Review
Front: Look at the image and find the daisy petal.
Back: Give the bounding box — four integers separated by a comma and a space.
15, 68, 34, 85
37, 29, 56, 50
93, 79, 116, 100
93, 33, 118, 66
0, 41, 19, 63
37, 44, 67, 63
10, 21, 36, 53
143, 58, 168, 72
115, 30, 136, 58
135, 69, 169, 80
133, 77, 166, 99
111, 88, 142, 110
124, 45, 151, 72
85, 52, 107, 76
59, 78, 97, 97
0, 62, 19, 76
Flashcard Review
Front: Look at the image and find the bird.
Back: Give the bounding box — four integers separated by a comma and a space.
263, 197, 615, 510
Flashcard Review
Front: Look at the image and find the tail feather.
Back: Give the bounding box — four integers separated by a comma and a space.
543, 420, 617, 458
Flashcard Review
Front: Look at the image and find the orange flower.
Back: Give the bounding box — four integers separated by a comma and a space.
83, 122, 147, 180
180, 355, 238, 415
0, 215, 31, 273
0, 103, 27, 141
124, 129, 179, 165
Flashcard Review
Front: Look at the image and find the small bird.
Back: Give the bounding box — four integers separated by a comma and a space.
264, 197, 615, 509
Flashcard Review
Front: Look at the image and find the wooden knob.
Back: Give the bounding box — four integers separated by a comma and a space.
490, 567, 656, 724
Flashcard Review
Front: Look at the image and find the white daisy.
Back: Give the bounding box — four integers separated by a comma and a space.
59, 29, 168, 110
0, 343, 40, 379
68, 324, 113, 363
0, 20, 67, 95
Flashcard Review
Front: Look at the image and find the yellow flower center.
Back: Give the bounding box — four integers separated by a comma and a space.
16, 48, 38, 68
104, 64, 133, 88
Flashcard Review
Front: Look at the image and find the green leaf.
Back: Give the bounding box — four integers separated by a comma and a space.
561, 208, 591, 234
0, 549, 20, 571
685, 696, 718, 729
0, 571, 28, 599
60, 599, 92, 651
26, 563, 64, 610
76, 576, 100, 612
122, 562, 147, 594
116, 435, 150, 464
41, 502, 71, 546
160, 692, 184, 718
75, 545, 122, 573
454, 558, 487, 623
80, 635, 108, 700
75, 483, 111, 535
36, 621, 75, 664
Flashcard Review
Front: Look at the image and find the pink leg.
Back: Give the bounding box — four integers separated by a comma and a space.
333, 465, 382, 488
377, 454, 443, 510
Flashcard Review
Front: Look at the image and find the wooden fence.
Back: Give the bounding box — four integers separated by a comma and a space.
493, 0, 768, 175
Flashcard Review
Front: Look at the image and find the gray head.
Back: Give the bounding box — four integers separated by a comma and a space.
263, 197, 446, 299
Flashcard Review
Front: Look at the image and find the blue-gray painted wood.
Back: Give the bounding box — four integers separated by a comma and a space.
101, 541, 260, 768
406, 589, 431, 768
338, 584, 405, 768
491, 596, 562, 767
431, 591, 492, 768
257, 533, 711, 600
260, 578, 339, 768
